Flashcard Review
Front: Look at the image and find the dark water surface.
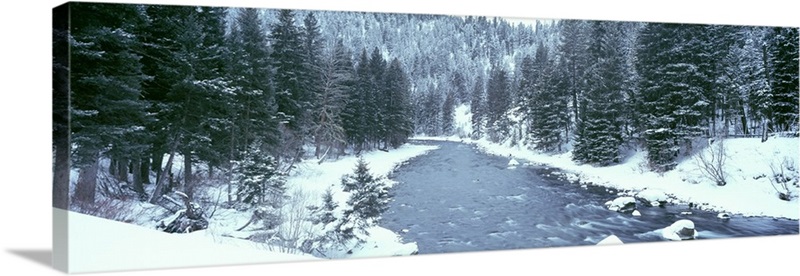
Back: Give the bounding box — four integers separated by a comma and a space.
380, 141, 799, 254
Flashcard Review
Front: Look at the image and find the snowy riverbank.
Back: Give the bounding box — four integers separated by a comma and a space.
66, 143, 439, 272
414, 136, 799, 220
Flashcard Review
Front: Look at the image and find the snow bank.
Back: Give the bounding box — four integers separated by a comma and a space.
287, 143, 439, 196
67, 211, 317, 273
469, 137, 799, 220
284, 143, 438, 258
349, 227, 418, 258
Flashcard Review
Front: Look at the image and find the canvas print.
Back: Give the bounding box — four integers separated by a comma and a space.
52, 1, 799, 273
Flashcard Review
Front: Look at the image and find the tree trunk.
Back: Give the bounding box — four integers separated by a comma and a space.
74, 154, 100, 205
740, 103, 748, 136
52, 136, 70, 210
141, 158, 151, 184
117, 157, 128, 183
151, 150, 164, 184
184, 148, 194, 201
132, 158, 144, 200
150, 143, 177, 204
315, 132, 322, 159
108, 159, 117, 179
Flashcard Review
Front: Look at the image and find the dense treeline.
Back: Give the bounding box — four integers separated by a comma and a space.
55, 2, 798, 210
61, 3, 415, 207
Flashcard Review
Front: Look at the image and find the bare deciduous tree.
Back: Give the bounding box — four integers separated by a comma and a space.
693, 138, 728, 186
769, 157, 798, 201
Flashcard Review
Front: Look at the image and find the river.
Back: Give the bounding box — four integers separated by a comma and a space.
380, 140, 799, 254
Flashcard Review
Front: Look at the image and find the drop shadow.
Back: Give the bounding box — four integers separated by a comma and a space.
7, 249, 52, 269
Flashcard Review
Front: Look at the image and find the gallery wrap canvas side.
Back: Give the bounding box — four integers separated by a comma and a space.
52, 2, 70, 273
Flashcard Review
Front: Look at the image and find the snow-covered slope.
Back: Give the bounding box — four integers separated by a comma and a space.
66, 211, 318, 273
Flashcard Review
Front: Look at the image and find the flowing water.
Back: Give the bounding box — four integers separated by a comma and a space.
380, 140, 799, 254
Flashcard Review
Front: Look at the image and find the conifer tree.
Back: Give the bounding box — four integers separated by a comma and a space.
470, 76, 486, 139
527, 43, 567, 152
486, 66, 511, 142
636, 23, 708, 172
70, 2, 150, 204
338, 157, 390, 243
572, 21, 626, 165
764, 27, 799, 132
271, 9, 310, 157
383, 58, 414, 148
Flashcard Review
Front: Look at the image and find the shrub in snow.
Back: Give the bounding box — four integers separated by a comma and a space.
768, 157, 798, 201
692, 137, 728, 186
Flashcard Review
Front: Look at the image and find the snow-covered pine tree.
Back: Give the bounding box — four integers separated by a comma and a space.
271, 9, 311, 158
146, 5, 233, 200
451, 72, 469, 104
526, 42, 567, 152
337, 157, 390, 244
383, 58, 414, 148
558, 20, 592, 138
342, 50, 371, 152
305, 188, 340, 252
470, 76, 486, 139
486, 66, 511, 142
764, 27, 799, 133
517, 54, 536, 133
421, 87, 443, 136
572, 21, 626, 166
309, 188, 338, 226
232, 143, 286, 209
70, 2, 150, 205
718, 27, 770, 136
225, 7, 281, 158
367, 47, 387, 148
636, 23, 708, 172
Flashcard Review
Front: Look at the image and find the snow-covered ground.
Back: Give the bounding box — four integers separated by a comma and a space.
422, 104, 799, 220
67, 143, 439, 272
65, 211, 318, 273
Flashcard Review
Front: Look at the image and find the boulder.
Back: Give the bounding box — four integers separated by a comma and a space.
596, 234, 624, 245
636, 188, 669, 207
606, 196, 636, 213
661, 219, 697, 241
507, 158, 520, 169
